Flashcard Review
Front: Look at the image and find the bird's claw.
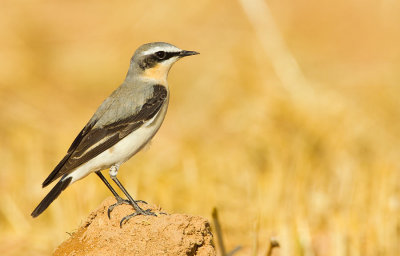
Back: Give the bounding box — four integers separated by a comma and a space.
135, 200, 148, 204
120, 209, 156, 227
108, 197, 148, 219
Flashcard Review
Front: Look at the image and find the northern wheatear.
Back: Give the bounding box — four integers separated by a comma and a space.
31, 42, 199, 226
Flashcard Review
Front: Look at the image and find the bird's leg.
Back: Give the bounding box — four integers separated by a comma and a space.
96, 171, 147, 219
106, 167, 148, 206
109, 165, 156, 227
96, 171, 123, 199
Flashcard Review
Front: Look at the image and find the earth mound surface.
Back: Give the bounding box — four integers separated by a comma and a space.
54, 197, 215, 256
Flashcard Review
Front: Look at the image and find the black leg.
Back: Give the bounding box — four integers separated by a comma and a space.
108, 165, 156, 227
96, 171, 133, 218
110, 175, 154, 215
95, 171, 121, 199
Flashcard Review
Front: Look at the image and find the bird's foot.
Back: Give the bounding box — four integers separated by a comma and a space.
107, 196, 148, 219
120, 208, 157, 227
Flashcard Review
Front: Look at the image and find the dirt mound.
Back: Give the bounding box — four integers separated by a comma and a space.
54, 197, 215, 256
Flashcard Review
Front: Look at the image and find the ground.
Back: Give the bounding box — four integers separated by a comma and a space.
53, 197, 216, 256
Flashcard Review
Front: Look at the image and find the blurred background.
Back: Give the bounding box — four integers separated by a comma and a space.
1, 0, 400, 255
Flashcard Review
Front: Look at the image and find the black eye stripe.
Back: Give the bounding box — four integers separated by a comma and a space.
139, 51, 182, 70
155, 51, 166, 59
154, 51, 180, 60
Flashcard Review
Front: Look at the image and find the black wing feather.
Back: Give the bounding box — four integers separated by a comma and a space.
42, 122, 96, 187
42, 85, 167, 187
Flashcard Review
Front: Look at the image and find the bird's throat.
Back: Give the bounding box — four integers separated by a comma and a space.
143, 63, 170, 84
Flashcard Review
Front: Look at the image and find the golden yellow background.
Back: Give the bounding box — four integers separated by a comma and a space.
1, 0, 399, 255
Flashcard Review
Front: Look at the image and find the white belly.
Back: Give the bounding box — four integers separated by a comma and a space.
66, 102, 168, 184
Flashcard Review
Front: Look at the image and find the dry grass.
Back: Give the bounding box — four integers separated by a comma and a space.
1, 0, 399, 255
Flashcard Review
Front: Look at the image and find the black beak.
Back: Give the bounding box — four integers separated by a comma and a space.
179, 50, 200, 57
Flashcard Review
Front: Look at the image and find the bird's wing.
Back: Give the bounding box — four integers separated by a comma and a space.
42, 85, 167, 187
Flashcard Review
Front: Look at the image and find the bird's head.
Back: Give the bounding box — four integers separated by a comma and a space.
128, 42, 199, 83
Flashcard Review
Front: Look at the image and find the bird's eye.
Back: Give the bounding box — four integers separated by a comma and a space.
155, 51, 167, 60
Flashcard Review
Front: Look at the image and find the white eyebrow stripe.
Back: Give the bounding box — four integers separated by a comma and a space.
141, 46, 181, 56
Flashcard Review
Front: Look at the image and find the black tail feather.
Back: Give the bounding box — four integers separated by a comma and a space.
31, 177, 72, 218
42, 153, 71, 188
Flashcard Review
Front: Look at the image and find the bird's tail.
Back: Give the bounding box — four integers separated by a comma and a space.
31, 176, 72, 218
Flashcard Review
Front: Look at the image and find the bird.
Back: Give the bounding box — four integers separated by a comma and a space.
31, 42, 199, 226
